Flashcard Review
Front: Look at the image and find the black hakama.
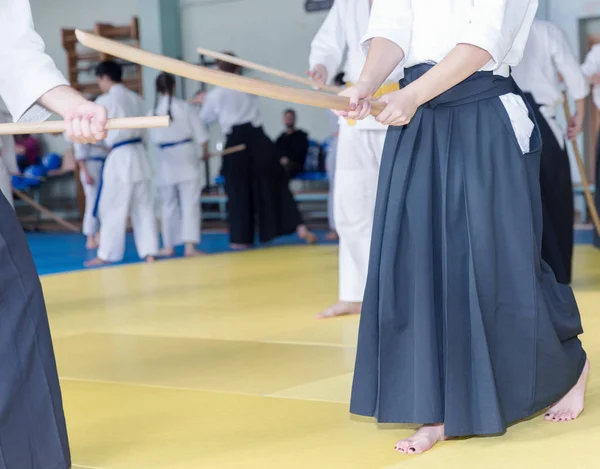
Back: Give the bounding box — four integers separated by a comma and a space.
350, 64, 586, 438
524, 93, 574, 284
0, 193, 70, 468
223, 123, 304, 245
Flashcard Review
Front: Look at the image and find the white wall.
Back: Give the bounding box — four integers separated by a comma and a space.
180, 0, 331, 142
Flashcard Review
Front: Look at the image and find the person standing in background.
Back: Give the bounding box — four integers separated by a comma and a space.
85, 61, 159, 267
512, 18, 589, 285
309, 0, 401, 319
0, 111, 17, 207
324, 72, 346, 242
149, 72, 209, 258
275, 109, 309, 179
74, 141, 108, 250
199, 55, 317, 249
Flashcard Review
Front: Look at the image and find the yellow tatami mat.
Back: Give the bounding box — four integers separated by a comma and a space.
44, 245, 600, 469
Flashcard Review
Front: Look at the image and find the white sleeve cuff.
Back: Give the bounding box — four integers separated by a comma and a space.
458, 24, 511, 66
13, 68, 69, 123
361, 28, 411, 63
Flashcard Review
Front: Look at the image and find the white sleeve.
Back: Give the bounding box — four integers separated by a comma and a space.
0, 0, 69, 122
581, 45, 600, 78
187, 103, 209, 145
361, 0, 413, 62
309, 1, 347, 83
548, 24, 589, 101
458, 0, 539, 65
199, 91, 219, 127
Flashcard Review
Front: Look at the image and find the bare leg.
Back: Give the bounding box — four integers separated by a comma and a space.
145, 256, 156, 263
297, 225, 317, 245
184, 242, 206, 257
316, 301, 361, 319
86, 234, 99, 250
394, 425, 446, 455
545, 358, 590, 422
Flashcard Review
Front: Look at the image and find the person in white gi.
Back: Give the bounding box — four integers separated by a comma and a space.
0, 112, 18, 207
149, 72, 209, 257
85, 61, 159, 267
0, 1, 108, 466
581, 43, 600, 249
512, 19, 589, 285
309, 0, 402, 318
74, 141, 108, 249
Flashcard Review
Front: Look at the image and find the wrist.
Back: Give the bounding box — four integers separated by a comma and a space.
403, 82, 428, 106
356, 77, 380, 97
38, 85, 88, 118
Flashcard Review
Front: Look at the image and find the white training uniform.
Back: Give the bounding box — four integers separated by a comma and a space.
95, 84, 158, 262
199, 87, 262, 135
582, 44, 600, 112
326, 110, 339, 231
309, 0, 402, 303
512, 19, 589, 149
149, 96, 208, 248
74, 142, 108, 236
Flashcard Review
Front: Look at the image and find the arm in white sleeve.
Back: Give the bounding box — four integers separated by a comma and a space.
581, 45, 600, 78
198, 91, 219, 128
309, 1, 347, 82
458, 0, 539, 65
361, 0, 413, 62
548, 23, 589, 101
187, 104, 209, 145
0, 0, 69, 122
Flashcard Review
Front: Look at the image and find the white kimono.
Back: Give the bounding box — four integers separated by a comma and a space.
581, 44, 600, 112
74, 142, 108, 236
95, 84, 158, 262
0, 0, 68, 123
309, 0, 400, 302
148, 96, 208, 248
512, 19, 589, 149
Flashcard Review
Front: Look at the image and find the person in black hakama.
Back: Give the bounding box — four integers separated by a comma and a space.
338, 0, 589, 455
0, 1, 109, 467
275, 109, 309, 179
512, 19, 590, 285
198, 56, 316, 249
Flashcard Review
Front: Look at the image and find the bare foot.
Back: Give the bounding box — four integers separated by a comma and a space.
545, 358, 590, 422
394, 425, 446, 455
84, 257, 109, 268
158, 247, 175, 257
324, 230, 339, 241
230, 243, 252, 250
297, 225, 317, 245
145, 256, 156, 263
85, 235, 99, 250
316, 301, 361, 319
184, 248, 207, 257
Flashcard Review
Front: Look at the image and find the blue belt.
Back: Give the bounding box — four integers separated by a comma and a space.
158, 138, 193, 149
85, 156, 106, 162
111, 137, 143, 150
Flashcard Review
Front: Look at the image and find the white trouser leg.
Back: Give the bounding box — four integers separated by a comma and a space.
80, 164, 102, 236
130, 181, 159, 259
97, 179, 132, 262
326, 137, 337, 231
0, 163, 14, 208
160, 185, 181, 249
335, 126, 386, 302
178, 179, 202, 244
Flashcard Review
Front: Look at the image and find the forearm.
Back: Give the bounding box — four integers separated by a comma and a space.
403, 44, 491, 106
358, 38, 405, 95
37, 85, 88, 118
575, 98, 586, 118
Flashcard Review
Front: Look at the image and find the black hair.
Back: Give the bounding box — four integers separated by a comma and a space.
95, 60, 123, 83
154, 72, 176, 120
283, 109, 296, 117
216, 52, 242, 75
334, 72, 346, 87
